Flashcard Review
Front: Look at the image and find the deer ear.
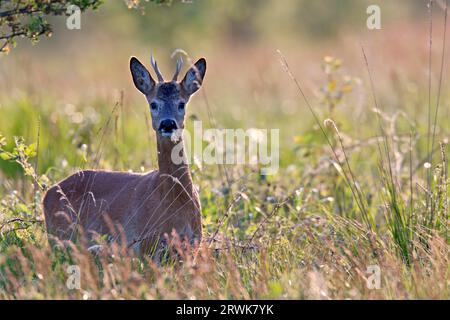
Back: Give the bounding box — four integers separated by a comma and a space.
130, 57, 155, 95
180, 58, 206, 96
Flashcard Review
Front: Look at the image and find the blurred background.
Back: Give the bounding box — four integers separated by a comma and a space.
0, 0, 448, 178
1, 1, 449, 300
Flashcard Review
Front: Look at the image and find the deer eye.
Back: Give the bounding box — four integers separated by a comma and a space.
150, 102, 158, 111
178, 102, 185, 111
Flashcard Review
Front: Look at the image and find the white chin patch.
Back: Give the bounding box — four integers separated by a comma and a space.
161, 132, 173, 137
160, 130, 182, 143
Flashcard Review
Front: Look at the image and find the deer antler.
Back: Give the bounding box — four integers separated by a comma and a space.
150, 54, 164, 82
172, 57, 183, 81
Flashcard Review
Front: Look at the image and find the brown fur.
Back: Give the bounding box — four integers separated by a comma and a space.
43, 136, 201, 255
43, 56, 206, 255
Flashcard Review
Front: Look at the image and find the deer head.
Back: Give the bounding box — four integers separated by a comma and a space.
130, 55, 207, 139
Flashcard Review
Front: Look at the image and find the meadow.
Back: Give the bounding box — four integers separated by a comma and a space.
0, 0, 448, 299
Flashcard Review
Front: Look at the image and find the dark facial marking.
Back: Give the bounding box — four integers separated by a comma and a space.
156, 83, 180, 100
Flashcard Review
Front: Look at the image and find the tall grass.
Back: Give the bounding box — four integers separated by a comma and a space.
0, 15, 449, 299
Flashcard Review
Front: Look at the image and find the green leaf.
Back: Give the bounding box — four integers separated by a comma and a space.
25, 143, 37, 157
0, 151, 14, 160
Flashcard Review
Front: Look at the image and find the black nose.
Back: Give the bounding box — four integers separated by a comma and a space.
158, 119, 178, 133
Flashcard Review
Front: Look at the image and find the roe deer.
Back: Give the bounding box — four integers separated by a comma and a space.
43, 55, 206, 256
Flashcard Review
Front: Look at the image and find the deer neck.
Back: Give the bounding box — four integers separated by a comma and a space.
156, 134, 193, 193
